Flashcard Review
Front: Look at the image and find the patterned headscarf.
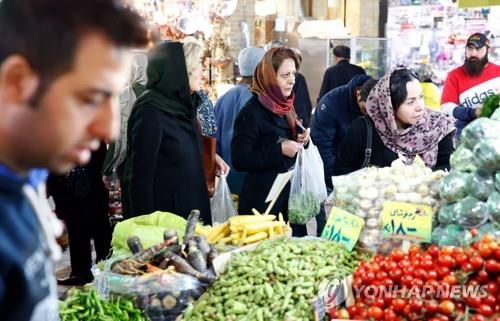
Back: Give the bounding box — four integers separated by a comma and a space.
251, 47, 298, 139
366, 69, 455, 167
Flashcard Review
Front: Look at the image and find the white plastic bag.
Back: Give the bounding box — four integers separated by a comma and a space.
288, 140, 328, 225
210, 176, 237, 224
303, 140, 328, 202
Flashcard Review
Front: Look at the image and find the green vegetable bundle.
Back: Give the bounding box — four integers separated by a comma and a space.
183, 237, 367, 321
480, 93, 500, 118
59, 287, 148, 321
473, 138, 500, 172
288, 192, 321, 225
449, 145, 478, 172
465, 169, 495, 201
488, 191, 500, 222
455, 196, 489, 228
439, 171, 470, 203
460, 118, 499, 150
431, 224, 473, 246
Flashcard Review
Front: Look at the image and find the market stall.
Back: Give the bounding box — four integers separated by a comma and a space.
59, 107, 500, 321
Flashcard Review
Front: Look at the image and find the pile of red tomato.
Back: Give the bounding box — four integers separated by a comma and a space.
330, 236, 499, 321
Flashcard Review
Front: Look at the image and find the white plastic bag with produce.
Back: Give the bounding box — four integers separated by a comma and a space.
288, 140, 328, 225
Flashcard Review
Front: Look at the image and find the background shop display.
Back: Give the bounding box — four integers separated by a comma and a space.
126, 0, 240, 99
387, 0, 500, 83
299, 37, 391, 104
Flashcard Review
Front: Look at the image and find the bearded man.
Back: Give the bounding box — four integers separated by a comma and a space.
441, 33, 500, 138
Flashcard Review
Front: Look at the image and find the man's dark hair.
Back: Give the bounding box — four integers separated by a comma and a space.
359, 79, 378, 102
0, 0, 149, 104
389, 68, 419, 111
333, 45, 350, 59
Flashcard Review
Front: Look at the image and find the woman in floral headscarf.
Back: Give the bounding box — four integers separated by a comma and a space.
231, 47, 310, 236
335, 68, 455, 175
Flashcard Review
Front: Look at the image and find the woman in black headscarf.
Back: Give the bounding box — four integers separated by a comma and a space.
126, 39, 214, 223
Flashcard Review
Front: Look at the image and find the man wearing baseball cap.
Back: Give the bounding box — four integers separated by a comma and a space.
441, 32, 500, 138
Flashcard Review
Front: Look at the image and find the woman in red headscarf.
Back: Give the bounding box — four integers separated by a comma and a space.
231, 47, 310, 236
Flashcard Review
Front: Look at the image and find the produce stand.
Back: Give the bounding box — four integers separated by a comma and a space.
59, 109, 500, 321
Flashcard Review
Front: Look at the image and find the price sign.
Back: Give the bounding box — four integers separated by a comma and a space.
381, 201, 433, 242
321, 207, 365, 251
265, 170, 293, 203
458, 0, 500, 9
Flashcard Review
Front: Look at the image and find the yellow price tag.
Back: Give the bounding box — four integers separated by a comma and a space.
458, 0, 500, 8
381, 201, 433, 242
321, 207, 365, 251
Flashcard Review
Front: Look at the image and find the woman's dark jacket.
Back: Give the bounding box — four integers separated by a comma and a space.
231, 94, 297, 217
334, 116, 455, 175
47, 143, 109, 218
126, 41, 211, 224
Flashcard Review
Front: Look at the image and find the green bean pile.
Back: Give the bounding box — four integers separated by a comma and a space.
184, 237, 366, 321
59, 287, 148, 321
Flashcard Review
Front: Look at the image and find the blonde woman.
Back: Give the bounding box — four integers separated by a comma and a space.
126, 39, 213, 223
102, 53, 147, 217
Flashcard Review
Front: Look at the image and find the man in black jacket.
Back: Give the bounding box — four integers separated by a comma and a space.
292, 48, 313, 127
317, 45, 366, 101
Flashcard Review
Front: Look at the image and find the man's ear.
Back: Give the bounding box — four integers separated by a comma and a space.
0, 55, 39, 105
355, 88, 362, 102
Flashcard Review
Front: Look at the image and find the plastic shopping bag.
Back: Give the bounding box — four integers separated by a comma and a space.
111, 212, 187, 257
210, 175, 237, 224
93, 259, 207, 321
288, 141, 328, 225
304, 140, 328, 202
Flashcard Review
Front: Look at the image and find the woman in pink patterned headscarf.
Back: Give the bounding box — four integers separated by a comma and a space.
335, 68, 456, 175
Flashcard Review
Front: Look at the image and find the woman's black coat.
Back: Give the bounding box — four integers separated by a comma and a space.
231, 95, 297, 217
126, 42, 211, 224
127, 104, 211, 223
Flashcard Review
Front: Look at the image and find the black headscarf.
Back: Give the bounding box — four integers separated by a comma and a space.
133, 41, 199, 118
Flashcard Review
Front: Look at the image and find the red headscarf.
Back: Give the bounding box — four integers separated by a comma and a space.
251, 47, 298, 139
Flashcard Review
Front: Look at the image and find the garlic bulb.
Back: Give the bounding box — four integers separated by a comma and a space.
366, 218, 379, 229
406, 192, 423, 204
397, 183, 411, 193
394, 193, 409, 202
359, 199, 373, 211
367, 208, 380, 218
355, 209, 367, 218
417, 184, 429, 196
359, 186, 379, 200
384, 184, 398, 197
